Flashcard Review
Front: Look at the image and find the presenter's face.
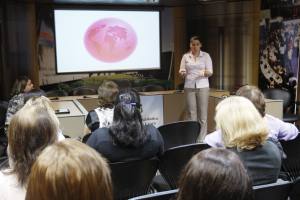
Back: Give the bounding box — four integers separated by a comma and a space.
190, 39, 202, 55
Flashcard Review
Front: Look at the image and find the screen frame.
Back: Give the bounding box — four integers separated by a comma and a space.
53, 7, 162, 74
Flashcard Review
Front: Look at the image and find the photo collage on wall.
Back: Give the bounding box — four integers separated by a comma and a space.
259, 17, 300, 101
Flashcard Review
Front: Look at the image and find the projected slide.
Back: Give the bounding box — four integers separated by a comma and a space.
54, 10, 160, 73
84, 18, 137, 63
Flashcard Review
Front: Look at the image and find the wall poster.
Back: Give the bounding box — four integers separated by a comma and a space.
259, 17, 300, 102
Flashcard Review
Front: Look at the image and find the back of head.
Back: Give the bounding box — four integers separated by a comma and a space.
24, 96, 52, 110
177, 148, 253, 200
236, 85, 266, 117
10, 76, 30, 97
8, 100, 59, 185
24, 89, 46, 103
110, 88, 147, 147
215, 96, 268, 150
114, 88, 141, 107
25, 139, 113, 200
23, 96, 60, 129
98, 81, 119, 108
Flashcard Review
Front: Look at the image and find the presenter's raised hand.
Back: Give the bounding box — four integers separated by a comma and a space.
204, 70, 213, 77
179, 70, 187, 78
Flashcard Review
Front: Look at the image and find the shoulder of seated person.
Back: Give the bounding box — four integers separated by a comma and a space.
91, 127, 109, 135
265, 114, 282, 121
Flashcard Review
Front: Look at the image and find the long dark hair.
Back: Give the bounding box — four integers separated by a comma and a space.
109, 89, 147, 148
177, 148, 253, 200
10, 76, 30, 97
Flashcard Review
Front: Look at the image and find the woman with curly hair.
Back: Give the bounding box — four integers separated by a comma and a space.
87, 88, 164, 162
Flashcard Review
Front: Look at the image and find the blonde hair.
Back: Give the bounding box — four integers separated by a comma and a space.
8, 99, 59, 185
215, 96, 268, 150
26, 139, 113, 200
23, 96, 60, 130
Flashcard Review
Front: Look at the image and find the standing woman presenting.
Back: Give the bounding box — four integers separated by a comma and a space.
179, 36, 213, 142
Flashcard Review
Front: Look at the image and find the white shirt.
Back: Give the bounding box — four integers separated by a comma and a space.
179, 51, 213, 88
204, 114, 299, 147
0, 170, 26, 200
94, 107, 114, 128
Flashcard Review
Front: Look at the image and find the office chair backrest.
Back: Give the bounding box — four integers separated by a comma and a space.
263, 88, 292, 110
158, 121, 200, 150
253, 180, 292, 200
128, 189, 178, 200
109, 158, 159, 200
130, 180, 293, 200
130, 180, 292, 200
263, 88, 300, 123
159, 143, 210, 189
289, 177, 300, 200
281, 134, 300, 180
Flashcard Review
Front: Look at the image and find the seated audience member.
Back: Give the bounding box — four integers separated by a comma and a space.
25, 139, 113, 200
0, 100, 59, 200
87, 88, 164, 162
5, 76, 34, 125
23, 96, 64, 141
84, 81, 119, 134
204, 85, 298, 147
177, 148, 253, 200
214, 96, 282, 185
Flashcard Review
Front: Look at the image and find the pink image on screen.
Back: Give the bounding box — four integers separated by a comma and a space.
84, 18, 137, 63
